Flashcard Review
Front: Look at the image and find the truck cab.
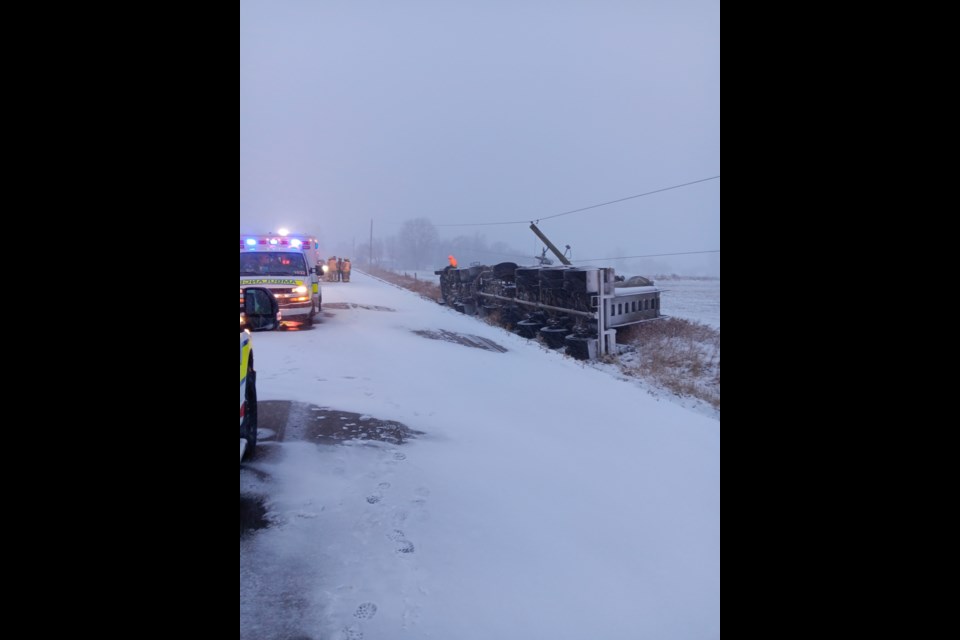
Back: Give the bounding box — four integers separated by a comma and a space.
240, 233, 323, 326
240, 288, 279, 463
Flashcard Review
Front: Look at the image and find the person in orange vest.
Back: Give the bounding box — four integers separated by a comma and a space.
342, 258, 352, 282
327, 257, 338, 282
448, 255, 458, 268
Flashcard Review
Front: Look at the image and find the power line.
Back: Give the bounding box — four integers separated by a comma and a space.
572, 250, 720, 263
444, 248, 720, 264
469, 248, 531, 260
443, 248, 532, 260
437, 175, 720, 228
537, 176, 721, 223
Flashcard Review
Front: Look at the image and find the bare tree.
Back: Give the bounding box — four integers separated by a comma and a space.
398, 218, 439, 270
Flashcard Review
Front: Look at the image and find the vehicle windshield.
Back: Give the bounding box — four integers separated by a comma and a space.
240, 252, 308, 277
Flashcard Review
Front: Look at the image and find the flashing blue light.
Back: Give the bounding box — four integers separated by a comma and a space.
246, 238, 257, 247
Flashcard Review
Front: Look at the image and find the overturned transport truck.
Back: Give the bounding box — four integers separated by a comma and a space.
436, 263, 661, 360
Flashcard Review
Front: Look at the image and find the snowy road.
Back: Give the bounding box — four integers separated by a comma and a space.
240, 272, 720, 640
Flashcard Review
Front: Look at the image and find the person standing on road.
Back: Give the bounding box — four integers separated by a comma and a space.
342, 258, 352, 283
337, 257, 344, 282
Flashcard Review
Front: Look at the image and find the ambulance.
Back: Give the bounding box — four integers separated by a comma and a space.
240, 231, 323, 325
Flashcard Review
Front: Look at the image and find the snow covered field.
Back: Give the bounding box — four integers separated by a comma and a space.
658, 279, 720, 328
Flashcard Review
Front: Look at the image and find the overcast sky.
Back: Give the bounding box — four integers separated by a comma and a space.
240, 0, 720, 276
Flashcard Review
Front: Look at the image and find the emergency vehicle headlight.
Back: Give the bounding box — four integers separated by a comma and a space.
322, 265, 330, 273
293, 286, 309, 295
290, 239, 303, 249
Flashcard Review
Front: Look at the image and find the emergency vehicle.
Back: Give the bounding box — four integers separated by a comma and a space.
240, 232, 323, 326
240, 288, 280, 462
240, 330, 257, 462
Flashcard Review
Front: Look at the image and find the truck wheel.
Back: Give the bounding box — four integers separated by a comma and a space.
242, 368, 258, 460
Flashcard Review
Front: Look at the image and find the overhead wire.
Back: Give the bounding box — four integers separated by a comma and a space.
436, 175, 720, 228
571, 250, 720, 263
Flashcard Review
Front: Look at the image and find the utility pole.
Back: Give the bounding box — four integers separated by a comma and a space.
529, 223, 573, 266
369, 219, 374, 267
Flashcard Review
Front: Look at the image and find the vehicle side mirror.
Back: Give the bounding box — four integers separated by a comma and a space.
243, 287, 280, 331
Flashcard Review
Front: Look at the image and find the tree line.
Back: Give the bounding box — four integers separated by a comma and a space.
354, 218, 531, 271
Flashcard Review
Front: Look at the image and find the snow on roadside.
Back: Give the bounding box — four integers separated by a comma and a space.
241, 273, 720, 640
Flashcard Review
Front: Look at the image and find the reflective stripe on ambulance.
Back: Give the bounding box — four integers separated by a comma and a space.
240, 333, 251, 425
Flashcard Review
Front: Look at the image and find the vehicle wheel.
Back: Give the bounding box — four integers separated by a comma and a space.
540, 326, 570, 349
242, 368, 258, 460
565, 335, 595, 361
516, 320, 543, 339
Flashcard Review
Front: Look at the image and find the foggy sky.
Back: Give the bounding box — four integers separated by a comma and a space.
240, 0, 720, 276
